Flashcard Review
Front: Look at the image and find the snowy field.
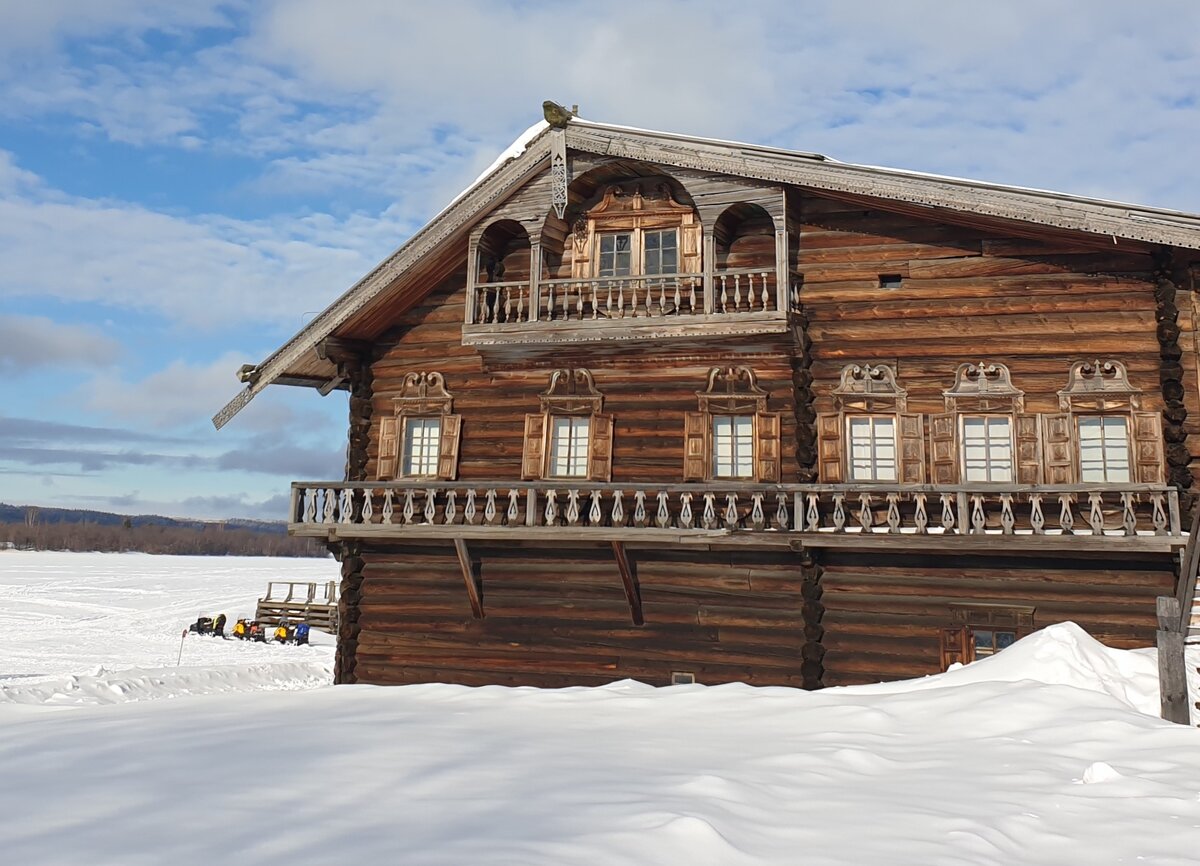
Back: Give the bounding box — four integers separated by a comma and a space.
2, 551, 1200, 865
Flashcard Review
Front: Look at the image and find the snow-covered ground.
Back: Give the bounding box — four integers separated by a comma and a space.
2, 551, 1200, 865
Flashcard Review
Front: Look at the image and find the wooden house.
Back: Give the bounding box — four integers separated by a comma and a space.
216, 103, 1200, 688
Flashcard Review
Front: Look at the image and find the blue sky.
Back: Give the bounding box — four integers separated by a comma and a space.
2, 0, 1199, 520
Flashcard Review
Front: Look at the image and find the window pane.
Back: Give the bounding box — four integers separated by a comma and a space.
962, 415, 1013, 482
549, 416, 589, 477
402, 417, 441, 476
847, 415, 898, 481
1079, 416, 1130, 482
598, 233, 632, 277
995, 631, 1016, 650
644, 229, 678, 275
974, 630, 995, 656
713, 415, 754, 478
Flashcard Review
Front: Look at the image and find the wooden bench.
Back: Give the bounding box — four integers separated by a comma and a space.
255, 580, 339, 632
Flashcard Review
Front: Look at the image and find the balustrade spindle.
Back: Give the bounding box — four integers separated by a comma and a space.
655, 492, 671, 528
1120, 493, 1137, 536
886, 493, 900, 533
464, 489, 477, 525
1152, 493, 1168, 535
304, 489, 317, 523
339, 488, 353, 523
999, 494, 1014, 534
913, 493, 928, 533
857, 494, 873, 531
775, 493, 789, 530
576, 284, 584, 320
724, 494, 739, 529
732, 274, 743, 312
484, 489, 498, 525
1088, 494, 1105, 535
507, 489, 521, 525
806, 494, 820, 531
589, 491, 603, 525
633, 491, 648, 527
1058, 495, 1074, 534
591, 283, 599, 320
1029, 494, 1044, 534
760, 273, 770, 311
445, 491, 457, 525
382, 489, 394, 524
545, 284, 556, 320
566, 490, 580, 526
673, 281, 681, 314
702, 494, 718, 530
611, 490, 626, 526
423, 489, 437, 524
688, 278, 697, 314
970, 495, 985, 534
680, 493, 694, 528
719, 276, 728, 313
544, 490, 559, 525
750, 494, 765, 530
402, 490, 416, 525
361, 489, 373, 523
832, 494, 846, 531
630, 284, 641, 318
939, 494, 955, 532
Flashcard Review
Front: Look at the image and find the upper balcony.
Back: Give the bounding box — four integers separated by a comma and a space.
460, 173, 799, 355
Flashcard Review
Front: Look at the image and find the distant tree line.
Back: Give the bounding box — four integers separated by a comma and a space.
2, 507, 328, 557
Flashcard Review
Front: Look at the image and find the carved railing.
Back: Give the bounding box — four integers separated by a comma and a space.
289, 482, 1183, 544
469, 268, 789, 327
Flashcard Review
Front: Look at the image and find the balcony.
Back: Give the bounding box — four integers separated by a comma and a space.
461, 268, 798, 353
289, 481, 1184, 554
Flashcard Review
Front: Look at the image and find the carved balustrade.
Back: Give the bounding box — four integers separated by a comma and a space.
289, 481, 1183, 548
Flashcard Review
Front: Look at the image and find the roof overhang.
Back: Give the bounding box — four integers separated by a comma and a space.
215, 116, 1200, 430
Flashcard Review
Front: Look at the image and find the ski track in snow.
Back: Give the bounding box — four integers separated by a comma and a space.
2, 551, 1200, 865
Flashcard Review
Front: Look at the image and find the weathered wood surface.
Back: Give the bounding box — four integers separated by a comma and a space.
1156, 596, 1189, 724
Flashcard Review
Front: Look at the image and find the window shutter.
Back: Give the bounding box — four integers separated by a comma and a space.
588, 413, 614, 481
377, 416, 399, 481
817, 413, 843, 483
1041, 413, 1074, 484
897, 413, 926, 484
939, 626, 973, 670
928, 412, 958, 484
436, 414, 462, 480
755, 412, 782, 482
1014, 413, 1042, 485
1132, 411, 1165, 483
522, 413, 547, 480
683, 412, 708, 481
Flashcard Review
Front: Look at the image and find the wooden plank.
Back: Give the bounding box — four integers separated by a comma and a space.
453, 537, 485, 619
1156, 596, 1188, 724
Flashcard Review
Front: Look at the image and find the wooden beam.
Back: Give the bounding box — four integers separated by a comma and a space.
611, 541, 644, 625
1156, 596, 1188, 724
453, 538, 485, 619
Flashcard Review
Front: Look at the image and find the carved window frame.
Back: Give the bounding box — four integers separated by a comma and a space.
940, 603, 1035, 670
817, 364, 925, 484
930, 361, 1040, 485
522, 369, 613, 482
683, 367, 781, 483
377, 372, 462, 481
1045, 359, 1162, 485
570, 182, 702, 280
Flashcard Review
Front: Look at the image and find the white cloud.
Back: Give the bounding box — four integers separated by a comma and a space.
0, 314, 121, 371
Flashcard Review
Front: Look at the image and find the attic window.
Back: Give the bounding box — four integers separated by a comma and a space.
879, 274, 903, 289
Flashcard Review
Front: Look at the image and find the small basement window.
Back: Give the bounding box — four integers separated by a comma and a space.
670, 671, 696, 685
878, 274, 903, 289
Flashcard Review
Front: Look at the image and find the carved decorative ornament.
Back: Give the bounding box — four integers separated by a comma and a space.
943, 361, 1024, 412
540, 368, 603, 415
550, 128, 569, 220
392, 372, 454, 415
1058, 359, 1141, 411
697, 366, 768, 413
832, 363, 907, 412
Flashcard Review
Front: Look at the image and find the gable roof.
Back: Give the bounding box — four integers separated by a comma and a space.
213, 114, 1200, 429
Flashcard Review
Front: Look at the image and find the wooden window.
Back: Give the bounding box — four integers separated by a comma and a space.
712, 415, 755, 479
643, 229, 678, 275
670, 671, 696, 685
684, 367, 781, 483
598, 232, 632, 277
878, 274, 902, 289
847, 415, 898, 482
1077, 416, 1131, 483
961, 415, 1014, 482
401, 417, 442, 477
378, 372, 461, 481
941, 603, 1034, 670
548, 416, 591, 478
522, 370, 613, 482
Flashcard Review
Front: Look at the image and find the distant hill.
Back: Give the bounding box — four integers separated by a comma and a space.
0, 503, 326, 557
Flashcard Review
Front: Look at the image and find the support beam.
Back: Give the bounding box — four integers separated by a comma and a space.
611, 541, 644, 625
453, 538, 485, 619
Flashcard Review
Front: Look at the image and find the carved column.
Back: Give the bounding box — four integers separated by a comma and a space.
529, 239, 542, 322
702, 228, 716, 314
1152, 248, 1192, 494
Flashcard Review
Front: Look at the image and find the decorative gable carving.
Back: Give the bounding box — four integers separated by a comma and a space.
832, 363, 908, 413
539, 368, 603, 415
392, 372, 454, 415
943, 361, 1024, 413
697, 366, 768, 414
1057, 359, 1142, 411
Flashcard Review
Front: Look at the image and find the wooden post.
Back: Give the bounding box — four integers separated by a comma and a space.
702, 229, 715, 315
529, 239, 542, 322
1156, 596, 1188, 724
775, 228, 788, 312
465, 236, 479, 325
453, 537, 485, 619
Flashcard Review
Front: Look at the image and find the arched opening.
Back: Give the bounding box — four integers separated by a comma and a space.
712, 202, 779, 314
474, 219, 532, 324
